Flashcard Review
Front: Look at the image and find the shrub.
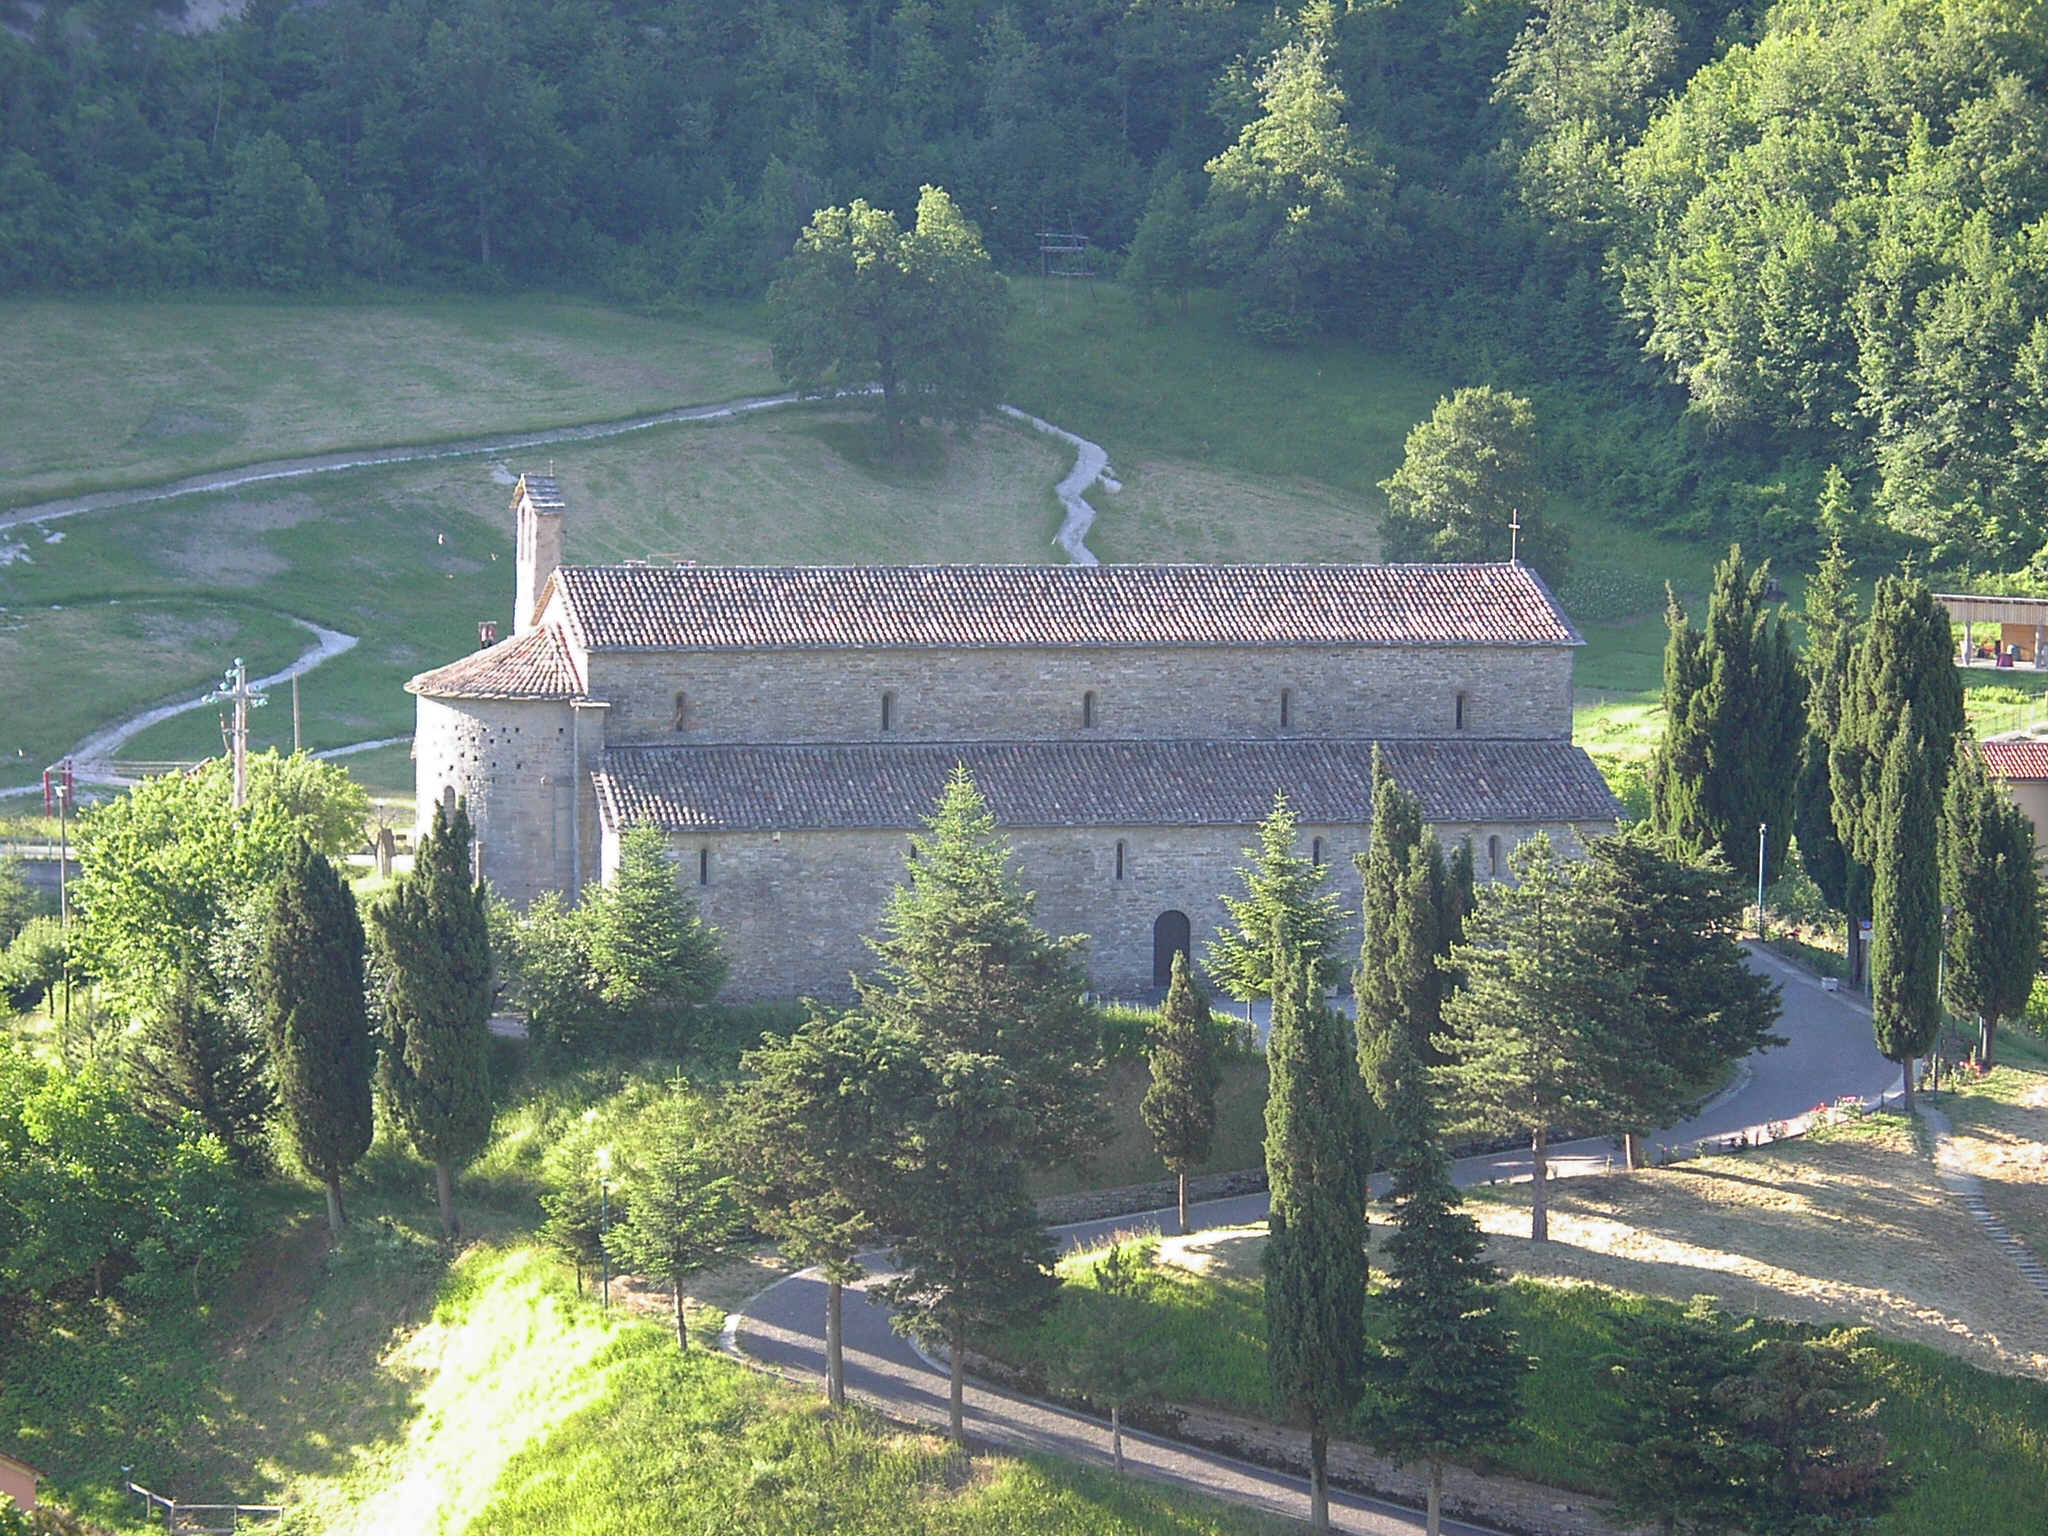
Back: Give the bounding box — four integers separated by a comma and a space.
2, 915, 65, 1012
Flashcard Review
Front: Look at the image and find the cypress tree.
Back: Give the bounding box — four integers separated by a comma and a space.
256, 837, 372, 1233
1207, 791, 1349, 1015
1141, 950, 1222, 1234
1795, 534, 1860, 969
1437, 834, 1639, 1241
1354, 749, 1445, 1113
1360, 1033, 1527, 1536
1832, 575, 1965, 989
1651, 547, 1805, 883
373, 799, 493, 1242
1942, 739, 2041, 1068
1870, 712, 1941, 1110
1262, 944, 1370, 1531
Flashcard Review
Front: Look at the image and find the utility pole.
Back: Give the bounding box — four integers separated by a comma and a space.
56, 760, 71, 1037
204, 657, 268, 809
292, 673, 301, 755
1756, 821, 1767, 937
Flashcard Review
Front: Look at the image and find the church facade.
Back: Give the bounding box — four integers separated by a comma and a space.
407, 475, 1619, 1000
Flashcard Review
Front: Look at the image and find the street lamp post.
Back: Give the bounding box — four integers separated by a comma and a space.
1755, 821, 1768, 938
596, 1143, 612, 1311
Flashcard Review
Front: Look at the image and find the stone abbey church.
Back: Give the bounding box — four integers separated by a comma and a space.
408, 475, 1620, 1000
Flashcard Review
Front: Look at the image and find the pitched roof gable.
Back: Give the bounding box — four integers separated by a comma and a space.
1980, 738, 2048, 781
406, 623, 584, 701
593, 738, 1620, 832
552, 562, 1581, 652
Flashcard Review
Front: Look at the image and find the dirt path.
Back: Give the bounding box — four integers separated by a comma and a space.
998, 404, 1116, 564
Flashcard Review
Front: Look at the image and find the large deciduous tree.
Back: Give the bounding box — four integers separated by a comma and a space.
1650, 546, 1805, 885
1437, 834, 1638, 1241
1207, 792, 1348, 1013
1942, 740, 2042, 1068
1198, 35, 1394, 344
1378, 387, 1570, 587
1141, 951, 1221, 1234
767, 185, 1012, 451
256, 839, 371, 1233
373, 799, 493, 1242
1870, 713, 1941, 1110
1263, 946, 1371, 1531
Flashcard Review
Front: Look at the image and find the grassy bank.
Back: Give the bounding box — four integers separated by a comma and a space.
0, 294, 775, 507
1000, 1224, 2048, 1535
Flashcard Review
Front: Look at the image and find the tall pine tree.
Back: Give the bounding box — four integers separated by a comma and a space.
1650, 546, 1805, 883
1353, 748, 1446, 1115
1360, 1032, 1527, 1536
607, 1086, 745, 1351
373, 799, 493, 1242
1262, 944, 1370, 1531
1870, 712, 1941, 1110
1141, 951, 1222, 1235
1437, 835, 1639, 1241
1207, 791, 1348, 1014
256, 838, 372, 1233
126, 962, 273, 1170
1942, 739, 2040, 1068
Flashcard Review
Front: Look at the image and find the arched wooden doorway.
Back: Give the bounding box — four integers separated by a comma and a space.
1152, 910, 1192, 988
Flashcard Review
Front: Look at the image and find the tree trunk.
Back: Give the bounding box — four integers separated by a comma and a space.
1111, 1402, 1124, 1476
435, 1159, 458, 1243
673, 1278, 688, 1351
948, 1321, 966, 1444
324, 1174, 346, 1235
1901, 1057, 1915, 1114
1177, 1170, 1189, 1235
1848, 916, 1865, 989
826, 1277, 845, 1407
1309, 1426, 1330, 1531
1623, 1131, 1643, 1172
1980, 1012, 1997, 1070
1530, 1125, 1550, 1243
1427, 1457, 1444, 1536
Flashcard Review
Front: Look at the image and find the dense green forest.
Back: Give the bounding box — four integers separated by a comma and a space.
6, 0, 2046, 567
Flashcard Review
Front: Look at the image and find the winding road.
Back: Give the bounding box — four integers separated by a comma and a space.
731, 946, 1901, 1533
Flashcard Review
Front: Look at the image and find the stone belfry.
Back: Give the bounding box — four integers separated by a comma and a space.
512, 472, 565, 635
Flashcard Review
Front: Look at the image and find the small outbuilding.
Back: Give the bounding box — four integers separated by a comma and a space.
1937, 592, 2048, 667
1979, 738, 2048, 857
0, 1449, 41, 1512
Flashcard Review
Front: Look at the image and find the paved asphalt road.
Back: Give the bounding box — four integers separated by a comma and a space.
730, 943, 1901, 1533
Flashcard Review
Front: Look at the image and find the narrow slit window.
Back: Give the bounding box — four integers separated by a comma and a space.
673, 691, 688, 731
881, 689, 895, 732
698, 847, 710, 886
1454, 691, 1467, 731
1280, 688, 1292, 728
1487, 835, 1502, 877
1312, 836, 1324, 867
1082, 690, 1097, 729
1115, 839, 1126, 880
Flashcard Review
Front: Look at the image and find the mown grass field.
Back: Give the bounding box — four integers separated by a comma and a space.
0, 294, 774, 507
999, 1109, 2048, 1536
0, 408, 1068, 789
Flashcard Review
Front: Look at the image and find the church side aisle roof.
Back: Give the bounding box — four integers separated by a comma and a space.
593, 738, 1621, 832
406, 623, 584, 700
549, 562, 1582, 652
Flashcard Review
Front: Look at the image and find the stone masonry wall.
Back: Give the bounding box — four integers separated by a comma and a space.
629, 816, 1609, 1002
585, 643, 1574, 747
414, 694, 579, 906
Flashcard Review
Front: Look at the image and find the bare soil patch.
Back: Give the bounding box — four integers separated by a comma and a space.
1940, 1064, 2048, 1269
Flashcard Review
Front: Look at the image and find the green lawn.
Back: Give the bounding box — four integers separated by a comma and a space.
0, 408, 1068, 788
0, 293, 775, 507
997, 1234, 2048, 1535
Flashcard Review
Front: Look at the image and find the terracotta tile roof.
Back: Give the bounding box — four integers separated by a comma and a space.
593, 738, 1620, 832
406, 623, 584, 700
551, 563, 1581, 652
1979, 738, 2048, 780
